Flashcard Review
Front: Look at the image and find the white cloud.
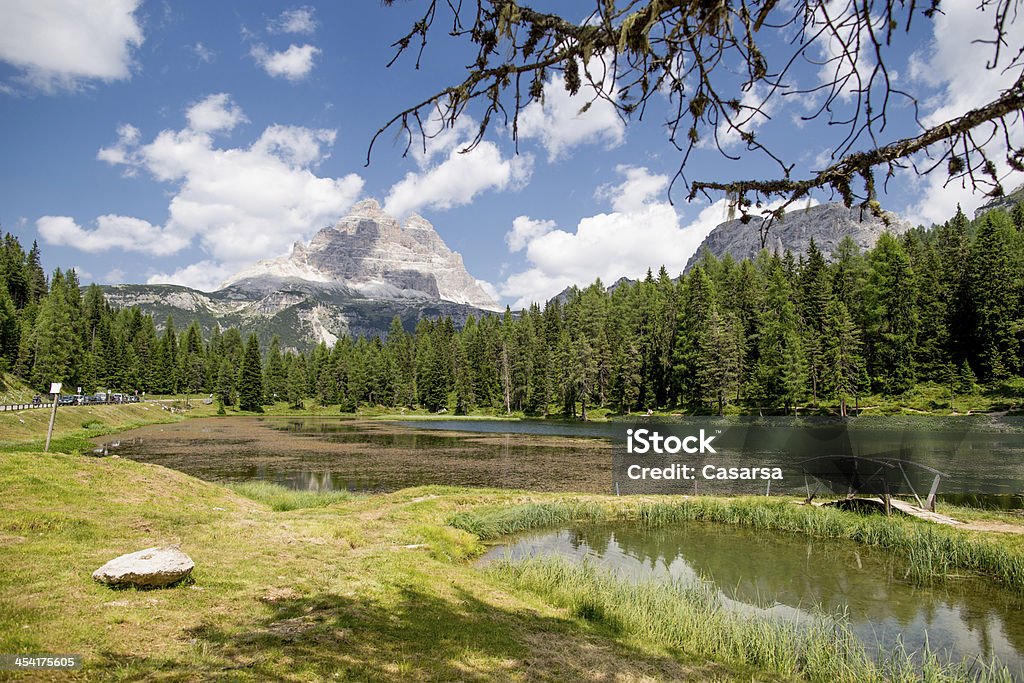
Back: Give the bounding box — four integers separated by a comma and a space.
251, 44, 320, 81
147, 260, 236, 293
96, 123, 141, 168
518, 59, 625, 161
270, 7, 317, 35
103, 267, 126, 284
0, 0, 144, 92
499, 166, 727, 308
185, 93, 247, 133
384, 141, 533, 217
43, 94, 364, 291
37, 215, 189, 255
506, 216, 556, 252
190, 42, 214, 64
595, 165, 668, 212
904, 4, 1024, 225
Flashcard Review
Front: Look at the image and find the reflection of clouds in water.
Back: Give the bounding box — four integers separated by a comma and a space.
481, 525, 1024, 672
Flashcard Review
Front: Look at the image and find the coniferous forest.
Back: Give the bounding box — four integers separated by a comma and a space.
2, 203, 1024, 417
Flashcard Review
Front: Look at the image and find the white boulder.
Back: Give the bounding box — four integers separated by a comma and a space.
92, 546, 194, 588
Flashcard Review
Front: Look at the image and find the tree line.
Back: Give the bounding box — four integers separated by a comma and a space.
1, 201, 1023, 416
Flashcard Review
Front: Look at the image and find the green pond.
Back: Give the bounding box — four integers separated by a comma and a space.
481, 522, 1024, 674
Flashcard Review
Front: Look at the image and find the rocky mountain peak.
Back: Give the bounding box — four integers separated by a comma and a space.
220, 200, 499, 310
684, 201, 910, 271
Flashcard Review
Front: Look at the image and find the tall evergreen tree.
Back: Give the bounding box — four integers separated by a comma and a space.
237, 334, 264, 412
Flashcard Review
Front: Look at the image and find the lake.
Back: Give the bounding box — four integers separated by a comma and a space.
481, 522, 1024, 673
94, 416, 1024, 501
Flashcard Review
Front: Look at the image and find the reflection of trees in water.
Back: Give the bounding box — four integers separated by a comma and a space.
567, 522, 1024, 660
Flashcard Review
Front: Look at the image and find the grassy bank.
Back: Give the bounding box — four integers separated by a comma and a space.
1, 453, 766, 681
489, 558, 1013, 683
0, 399, 219, 454
451, 498, 1024, 590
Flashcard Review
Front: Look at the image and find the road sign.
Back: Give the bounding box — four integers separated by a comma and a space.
49, 382, 62, 394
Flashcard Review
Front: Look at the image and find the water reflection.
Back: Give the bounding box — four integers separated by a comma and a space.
93, 416, 1024, 503
482, 523, 1024, 672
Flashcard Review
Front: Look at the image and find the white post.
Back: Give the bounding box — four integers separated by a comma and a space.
44, 396, 58, 452
44, 382, 62, 453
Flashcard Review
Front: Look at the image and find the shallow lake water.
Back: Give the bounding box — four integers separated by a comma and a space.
94, 416, 1024, 502
481, 522, 1024, 673
93, 417, 611, 493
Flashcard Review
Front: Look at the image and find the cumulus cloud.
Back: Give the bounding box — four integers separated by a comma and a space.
499, 166, 728, 308
147, 260, 237, 292
0, 0, 143, 92
506, 216, 556, 252
251, 43, 320, 81
185, 93, 247, 133
38, 214, 189, 255
384, 128, 533, 217
904, 4, 1024, 225
518, 59, 625, 161
40, 93, 364, 291
270, 7, 317, 35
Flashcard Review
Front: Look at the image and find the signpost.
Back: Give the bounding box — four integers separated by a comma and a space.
44, 382, 61, 453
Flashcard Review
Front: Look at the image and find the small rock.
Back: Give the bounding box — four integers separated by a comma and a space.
93, 546, 194, 588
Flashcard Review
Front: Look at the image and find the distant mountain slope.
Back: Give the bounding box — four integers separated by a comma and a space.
684, 202, 910, 271
102, 200, 500, 349
974, 184, 1024, 219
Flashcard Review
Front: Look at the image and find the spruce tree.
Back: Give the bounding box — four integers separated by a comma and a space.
821, 300, 863, 417
970, 212, 1017, 379
29, 270, 78, 390
237, 334, 264, 412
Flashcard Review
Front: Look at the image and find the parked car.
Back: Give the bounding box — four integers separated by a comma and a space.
58, 395, 76, 405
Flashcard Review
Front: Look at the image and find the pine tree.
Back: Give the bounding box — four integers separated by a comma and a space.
264, 335, 287, 402
673, 265, 717, 405
697, 309, 743, 415
215, 357, 237, 406
237, 333, 264, 412
970, 212, 1018, 379
29, 270, 79, 390
864, 234, 917, 395
286, 355, 307, 409
821, 300, 863, 417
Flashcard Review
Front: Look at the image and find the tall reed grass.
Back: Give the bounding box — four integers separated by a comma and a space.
450, 497, 1024, 590
228, 481, 354, 511
489, 557, 1014, 683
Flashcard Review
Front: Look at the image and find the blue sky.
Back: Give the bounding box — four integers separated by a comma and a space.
0, 1, 1021, 308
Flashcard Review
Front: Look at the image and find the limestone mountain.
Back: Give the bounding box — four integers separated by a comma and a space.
221, 199, 498, 309
684, 202, 911, 271
103, 200, 499, 349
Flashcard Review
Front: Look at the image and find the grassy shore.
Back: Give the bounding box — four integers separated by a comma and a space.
451, 498, 1024, 590
3, 404, 1024, 680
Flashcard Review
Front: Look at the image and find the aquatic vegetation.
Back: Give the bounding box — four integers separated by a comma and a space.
490, 557, 1015, 682
452, 497, 1024, 590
